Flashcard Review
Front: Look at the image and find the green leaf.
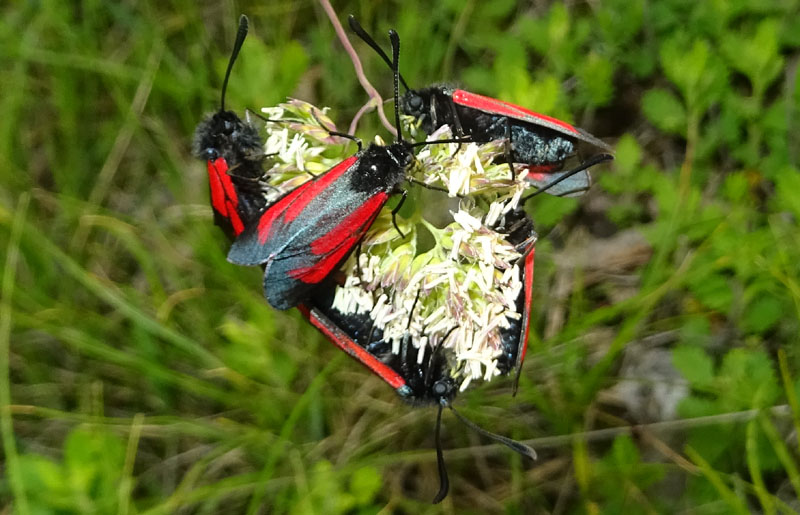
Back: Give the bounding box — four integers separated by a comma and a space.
679, 316, 712, 347
594, 435, 666, 508
523, 3, 587, 78
576, 52, 614, 107
495, 74, 564, 121
763, 99, 792, 168
610, 434, 641, 471
472, 0, 516, 20
547, 3, 571, 50
64, 428, 125, 505
13, 427, 127, 513
689, 0, 731, 38
493, 41, 534, 104
688, 273, 733, 312
596, 0, 644, 46
606, 203, 644, 225
722, 172, 750, 203
717, 94, 746, 146
219, 316, 288, 383
741, 294, 783, 334
772, 167, 800, 218
17, 454, 64, 496
673, 345, 715, 389
642, 88, 687, 135
679, 396, 722, 419
784, 12, 800, 46
600, 134, 640, 195
614, 134, 642, 174
686, 425, 736, 465
720, 19, 784, 97
660, 38, 728, 113
519, 15, 549, 56
528, 194, 579, 228
717, 348, 780, 409
301, 460, 348, 514
349, 466, 382, 506
685, 203, 725, 243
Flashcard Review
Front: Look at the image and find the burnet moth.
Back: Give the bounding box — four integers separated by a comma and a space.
298, 206, 537, 503
216, 105, 536, 501
193, 15, 268, 239
227, 30, 467, 310
348, 15, 614, 198
203, 21, 536, 502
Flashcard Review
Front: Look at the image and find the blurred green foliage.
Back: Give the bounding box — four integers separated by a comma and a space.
2, 0, 800, 512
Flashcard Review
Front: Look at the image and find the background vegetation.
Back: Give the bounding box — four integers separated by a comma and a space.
2, 0, 800, 512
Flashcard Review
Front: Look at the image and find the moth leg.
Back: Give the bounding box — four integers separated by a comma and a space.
311, 108, 363, 151
504, 117, 516, 180
354, 240, 364, 280
448, 101, 465, 155
390, 190, 408, 239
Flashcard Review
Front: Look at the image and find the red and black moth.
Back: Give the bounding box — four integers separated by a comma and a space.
197, 16, 536, 504
193, 15, 268, 239
226, 141, 412, 310
226, 30, 466, 310
348, 15, 614, 198
203, 104, 537, 500
298, 207, 537, 503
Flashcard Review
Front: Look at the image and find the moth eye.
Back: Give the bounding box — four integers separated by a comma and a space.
408, 95, 423, 110
432, 380, 450, 396
204, 148, 220, 161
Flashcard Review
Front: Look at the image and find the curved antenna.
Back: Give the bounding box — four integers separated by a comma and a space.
244, 108, 282, 124
522, 153, 614, 202
348, 15, 410, 92
432, 404, 449, 504
447, 403, 537, 460
389, 29, 403, 143
408, 136, 472, 148
220, 15, 249, 112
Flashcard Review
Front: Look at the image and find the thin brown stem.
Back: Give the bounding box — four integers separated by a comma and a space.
317, 0, 397, 137
349, 99, 375, 136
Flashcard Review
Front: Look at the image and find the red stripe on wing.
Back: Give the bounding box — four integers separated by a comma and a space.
517, 247, 535, 370
257, 185, 308, 244
227, 200, 244, 235
524, 164, 561, 181
208, 158, 244, 235
300, 304, 407, 390
452, 89, 580, 135
257, 156, 360, 244
284, 156, 358, 223
289, 192, 389, 284
208, 158, 234, 214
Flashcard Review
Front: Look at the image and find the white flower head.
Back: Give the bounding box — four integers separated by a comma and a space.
252, 101, 539, 389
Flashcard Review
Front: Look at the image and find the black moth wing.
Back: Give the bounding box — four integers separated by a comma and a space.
303, 207, 537, 403
227, 144, 410, 310
449, 88, 613, 152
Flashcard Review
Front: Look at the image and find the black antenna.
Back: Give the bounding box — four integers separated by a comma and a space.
220, 15, 249, 112
447, 403, 537, 460
523, 153, 614, 201
430, 395, 536, 503
432, 404, 449, 504
348, 15, 410, 91
389, 29, 403, 144
408, 136, 473, 148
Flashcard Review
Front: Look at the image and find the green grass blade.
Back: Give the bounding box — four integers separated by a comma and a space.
0, 194, 31, 515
